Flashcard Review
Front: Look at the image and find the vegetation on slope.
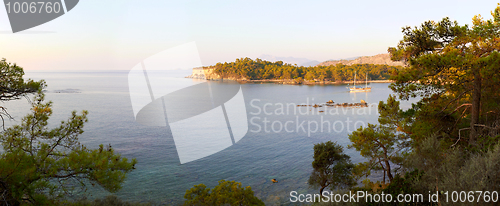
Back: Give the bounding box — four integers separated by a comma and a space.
212, 57, 404, 82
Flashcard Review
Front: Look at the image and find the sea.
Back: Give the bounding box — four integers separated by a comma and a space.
2, 71, 415, 205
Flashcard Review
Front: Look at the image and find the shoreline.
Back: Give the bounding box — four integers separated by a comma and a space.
217, 79, 394, 85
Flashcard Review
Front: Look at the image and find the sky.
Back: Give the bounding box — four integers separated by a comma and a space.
0, 0, 498, 71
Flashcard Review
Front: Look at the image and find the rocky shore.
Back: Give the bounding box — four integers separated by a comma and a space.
234, 79, 393, 85
297, 100, 370, 109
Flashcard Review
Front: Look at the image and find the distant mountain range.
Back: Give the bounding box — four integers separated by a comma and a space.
258, 53, 404, 67
258, 54, 320, 67
317, 53, 405, 67
325, 56, 360, 61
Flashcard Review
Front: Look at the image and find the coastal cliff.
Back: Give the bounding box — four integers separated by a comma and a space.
186, 67, 222, 80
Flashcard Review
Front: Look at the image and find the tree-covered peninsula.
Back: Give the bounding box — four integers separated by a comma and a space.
209, 57, 404, 83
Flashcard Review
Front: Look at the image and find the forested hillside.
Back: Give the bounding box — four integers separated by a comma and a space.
212, 57, 404, 82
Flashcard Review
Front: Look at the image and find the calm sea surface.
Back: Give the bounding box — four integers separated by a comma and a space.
3, 71, 415, 205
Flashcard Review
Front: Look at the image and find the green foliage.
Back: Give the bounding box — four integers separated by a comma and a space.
349, 124, 396, 182
211, 57, 402, 81
470, 135, 500, 153
0, 58, 46, 130
348, 96, 410, 183
0, 92, 137, 205
388, 4, 500, 145
183, 180, 264, 206
294, 77, 304, 84
184, 183, 211, 205
381, 169, 423, 199
308, 141, 355, 195
0, 58, 45, 101
64, 195, 151, 206
348, 170, 428, 206
338, 5, 500, 205
377, 95, 412, 134
406, 136, 500, 205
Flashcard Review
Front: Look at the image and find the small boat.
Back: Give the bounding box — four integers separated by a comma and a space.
347, 71, 371, 92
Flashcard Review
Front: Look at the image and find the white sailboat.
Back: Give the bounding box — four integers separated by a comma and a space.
347, 71, 371, 92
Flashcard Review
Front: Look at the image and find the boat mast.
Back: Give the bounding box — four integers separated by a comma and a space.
354, 71, 356, 88
365, 72, 367, 88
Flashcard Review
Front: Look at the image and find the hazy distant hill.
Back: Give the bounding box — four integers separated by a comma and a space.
317, 53, 405, 67
258, 54, 320, 67
325, 56, 360, 61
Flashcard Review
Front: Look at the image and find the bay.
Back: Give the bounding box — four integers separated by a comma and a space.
2, 71, 415, 205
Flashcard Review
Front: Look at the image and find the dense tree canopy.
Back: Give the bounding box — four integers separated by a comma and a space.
342, 4, 500, 205
388, 5, 500, 145
308, 141, 355, 195
0, 59, 45, 129
307, 5, 500, 205
0, 60, 137, 205
0, 92, 137, 205
183, 180, 264, 206
348, 95, 411, 183
0, 58, 44, 101
212, 57, 402, 82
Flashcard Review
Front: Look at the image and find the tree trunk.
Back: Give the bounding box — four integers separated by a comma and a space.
385, 160, 393, 182
319, 185, 327, 197
380, 162, 386, 183
470, 68, 482, 145
383, 170, 386, 183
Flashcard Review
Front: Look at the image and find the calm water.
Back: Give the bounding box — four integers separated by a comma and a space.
2, 71, 414, 205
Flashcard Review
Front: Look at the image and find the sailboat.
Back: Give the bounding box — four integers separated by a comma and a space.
347, 71, 371, 92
